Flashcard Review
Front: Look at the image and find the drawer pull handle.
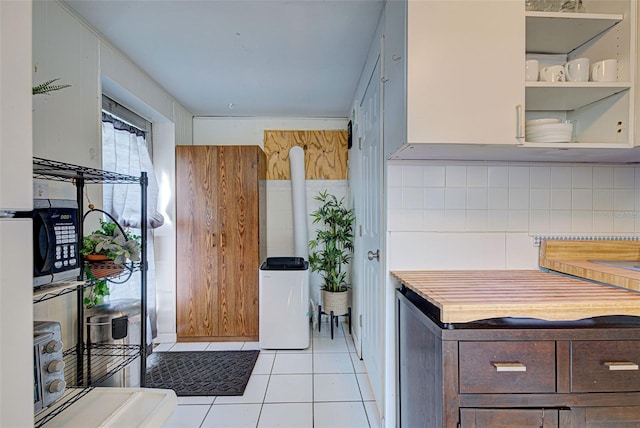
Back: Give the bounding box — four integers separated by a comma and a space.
492, 362, 527, 372
604, 361, 639, 371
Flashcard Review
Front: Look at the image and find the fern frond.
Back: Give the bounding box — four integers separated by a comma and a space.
32, 78, 71, 95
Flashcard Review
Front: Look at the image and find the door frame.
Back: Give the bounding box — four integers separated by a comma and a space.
349, 18, 388, 425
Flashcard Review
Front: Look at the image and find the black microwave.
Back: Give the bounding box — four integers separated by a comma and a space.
16, 199, 80, 287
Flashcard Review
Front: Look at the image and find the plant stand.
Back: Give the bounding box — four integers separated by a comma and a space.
318, 304, 351, 340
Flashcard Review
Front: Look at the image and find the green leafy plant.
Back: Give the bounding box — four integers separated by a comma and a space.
308, 190, 355, 292
32, 78, 71, 95
81, 219, 140, 308
80, 219, 141, 264
83, 270, 109, 308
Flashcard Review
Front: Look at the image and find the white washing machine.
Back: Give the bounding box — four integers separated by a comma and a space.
259, 257, 310, 349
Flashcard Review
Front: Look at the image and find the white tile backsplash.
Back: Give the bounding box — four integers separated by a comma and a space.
530, 166, 551, 188
488, 188, 509, 209
424, 165, 446, 187
445, 188, 466, 210
572, 189, 593, 211
402, 187, 424, 210
593, 189, 614, 210
387, 161, 640, 271
593, 166, 614, 188
551, 189, 571, 210
614, 167, 635, 188
550, 166, 572, 188
508, 188, 530, 210
402, 165, 424, 187
445, 165, 467, 187
572, 166, 593, 188
530, 188, 551, 209
466, 165, 488, 188
424, 188, 445, 210
509, 166, 530, 188
488, 165, 509, 187
466, 188, 488, 210
614, 189, 635, 210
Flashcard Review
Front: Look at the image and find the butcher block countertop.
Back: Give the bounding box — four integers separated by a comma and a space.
390, 270, 640, 324
540, 239, 640, 292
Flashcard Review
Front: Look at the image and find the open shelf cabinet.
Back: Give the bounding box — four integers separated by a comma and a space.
523, 5, 635, 149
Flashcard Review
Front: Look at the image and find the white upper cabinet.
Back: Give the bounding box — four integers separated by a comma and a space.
406, 0, 524, 146
387, 0, 638, 162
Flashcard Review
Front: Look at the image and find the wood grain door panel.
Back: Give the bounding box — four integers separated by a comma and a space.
176, 146, 220, 338
176, 145, 263, 341
217, 146, 260, 337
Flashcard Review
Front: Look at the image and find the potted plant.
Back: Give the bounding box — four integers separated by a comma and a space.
80, 219, 141, 307
308, 190, 355, 316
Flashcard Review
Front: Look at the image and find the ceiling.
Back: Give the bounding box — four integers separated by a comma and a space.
63, 0, 385, 118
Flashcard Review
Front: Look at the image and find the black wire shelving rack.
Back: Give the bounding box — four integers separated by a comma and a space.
32, 157, 148, 428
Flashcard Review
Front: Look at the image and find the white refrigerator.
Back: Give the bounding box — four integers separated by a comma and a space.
0, 1, 36, 425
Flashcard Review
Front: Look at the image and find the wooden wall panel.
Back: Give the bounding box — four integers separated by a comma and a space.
263, 130, 348, 180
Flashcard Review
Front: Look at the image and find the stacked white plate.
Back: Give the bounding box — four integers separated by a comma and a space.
525, 119, 573, 143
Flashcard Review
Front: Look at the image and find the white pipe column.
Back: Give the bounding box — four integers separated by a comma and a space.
289, 146, 308, 260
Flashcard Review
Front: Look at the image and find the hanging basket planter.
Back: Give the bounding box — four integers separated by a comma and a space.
81, 208, 140, 281
84, 254, 125, 279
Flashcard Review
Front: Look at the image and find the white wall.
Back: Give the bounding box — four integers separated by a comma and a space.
31, 1, 193, 347
387, 160, 640, 272
193, 117, 347, 148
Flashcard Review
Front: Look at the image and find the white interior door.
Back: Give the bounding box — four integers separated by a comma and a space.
359, 54, 384, 405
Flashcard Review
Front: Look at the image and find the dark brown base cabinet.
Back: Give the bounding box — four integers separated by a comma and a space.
396, 287, 640, 428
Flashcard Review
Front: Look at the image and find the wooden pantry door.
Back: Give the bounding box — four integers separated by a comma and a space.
176, 145, 220, 340
176, 145, 264, 341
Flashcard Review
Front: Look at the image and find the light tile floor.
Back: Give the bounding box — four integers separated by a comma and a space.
161, 321, 381, 428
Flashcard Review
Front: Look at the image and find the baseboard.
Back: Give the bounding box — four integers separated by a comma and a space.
154, 333, 177, 344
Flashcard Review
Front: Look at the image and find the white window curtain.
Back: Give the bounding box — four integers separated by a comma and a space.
102, 111, 162, 338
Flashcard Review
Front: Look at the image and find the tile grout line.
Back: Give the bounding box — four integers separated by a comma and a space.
255, 346, 276, 427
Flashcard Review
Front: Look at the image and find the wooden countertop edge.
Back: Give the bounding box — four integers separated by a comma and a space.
540, 258, 640, 292
407, 290, 640, 324
390, 269, 640, 324
539, 239, 640, 292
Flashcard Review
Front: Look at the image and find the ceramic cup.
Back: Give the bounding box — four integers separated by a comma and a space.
590, 59, 617, 82
540, 65, 565, 82
564, 57, 590, 82
525, 60, 539, 81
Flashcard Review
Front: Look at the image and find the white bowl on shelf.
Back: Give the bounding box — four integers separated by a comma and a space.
525, 118, 561, 127
525, 121, 573, 143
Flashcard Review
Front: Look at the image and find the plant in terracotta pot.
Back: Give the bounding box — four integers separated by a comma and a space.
81, 219, 141, 307
308, 190, 355, 316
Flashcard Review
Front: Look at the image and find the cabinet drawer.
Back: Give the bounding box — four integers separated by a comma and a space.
459, 341, 556, 393
572, 341, 640, 393
460, 408, 559, 428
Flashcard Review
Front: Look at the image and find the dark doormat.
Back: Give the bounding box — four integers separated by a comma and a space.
145, 350, 260, 396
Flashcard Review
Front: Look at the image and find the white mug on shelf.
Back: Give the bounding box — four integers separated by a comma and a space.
540, 65, 565, 82
525, 60, 539, 81
564, 58, 590, 82
590, 59, 617, 82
